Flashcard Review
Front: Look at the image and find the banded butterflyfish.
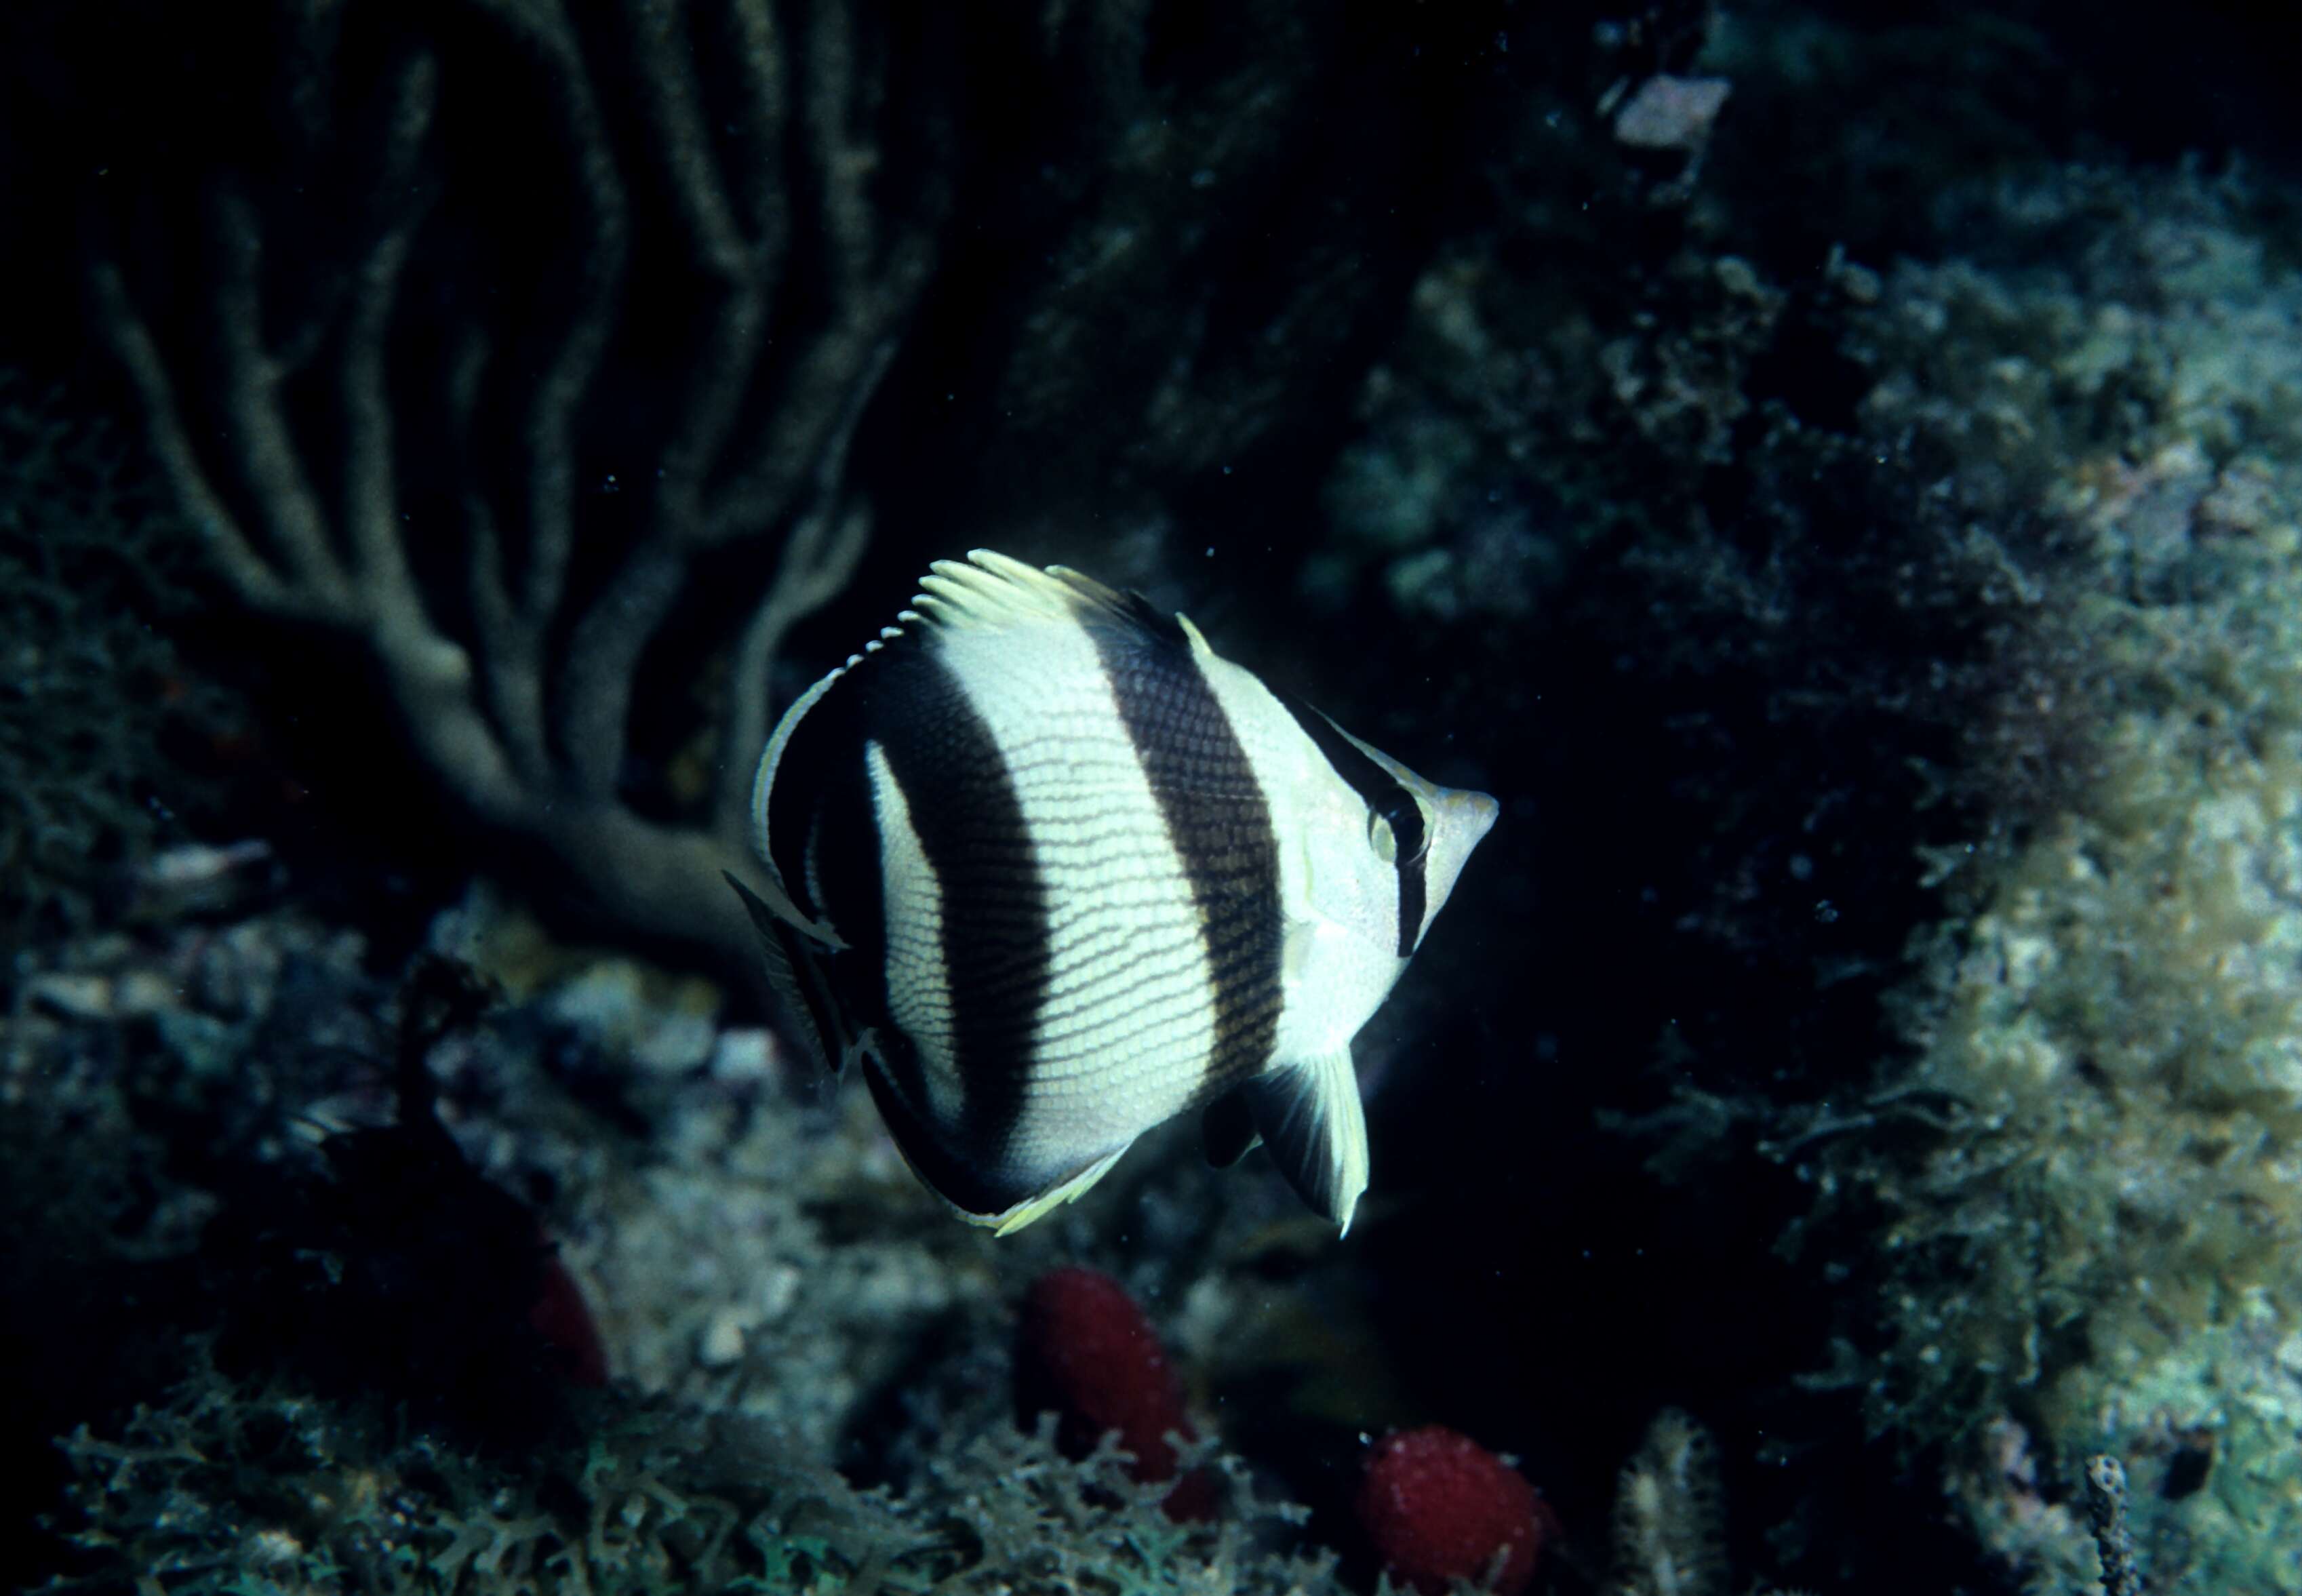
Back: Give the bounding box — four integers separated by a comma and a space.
730, 551, 1496, 1235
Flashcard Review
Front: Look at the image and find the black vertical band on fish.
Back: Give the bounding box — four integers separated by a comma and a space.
856, 641, 1051, 1188
763, 667, 877, 938
738, 549, 1498, 1235
1273, 692, 1430, 955
860, 1033, 1031, 1216
1085, 608, 1286, 1105
796, 640, 1050, 1197
756, 664, 892, 1066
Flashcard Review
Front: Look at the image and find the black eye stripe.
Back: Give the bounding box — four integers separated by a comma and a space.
1375, 789, 1427, 864
1275, 691, 1429, 956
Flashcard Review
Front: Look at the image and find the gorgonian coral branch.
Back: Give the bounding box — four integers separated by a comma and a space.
87, 0, 955, 966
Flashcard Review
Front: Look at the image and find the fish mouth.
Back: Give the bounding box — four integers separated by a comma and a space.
1412, 782, 1499, 940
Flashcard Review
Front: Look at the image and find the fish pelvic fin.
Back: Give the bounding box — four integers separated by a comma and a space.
1244, 1048, 1370, 1234
1200, 1084, 1263, 1169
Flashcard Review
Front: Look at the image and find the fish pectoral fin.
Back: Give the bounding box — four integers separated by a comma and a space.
1243, 1049, 1370, 1233
723, 871, 848, 1077
1201, 1085, 1263, 1168
985, 1144, 1134, 1237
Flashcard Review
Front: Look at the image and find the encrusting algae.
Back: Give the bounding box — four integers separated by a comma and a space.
1784, 167, 2302, 1595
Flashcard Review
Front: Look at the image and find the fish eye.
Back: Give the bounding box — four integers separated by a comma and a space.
1368, 810, 1397, 864
1402, 797, 1432, 866
1370, 792, 1429, 869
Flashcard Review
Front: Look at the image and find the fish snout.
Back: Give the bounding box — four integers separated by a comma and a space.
1421, 784, 1499, 927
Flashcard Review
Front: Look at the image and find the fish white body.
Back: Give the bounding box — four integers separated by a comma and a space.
734, 550, 1496, 1233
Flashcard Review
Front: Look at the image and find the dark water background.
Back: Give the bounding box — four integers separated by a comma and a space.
2, 3, 2297, 1593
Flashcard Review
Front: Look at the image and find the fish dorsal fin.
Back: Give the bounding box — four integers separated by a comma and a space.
909, 548, 1195, 654
1201, 1084, 1263, 1168
1242, 1049, 1370, 1233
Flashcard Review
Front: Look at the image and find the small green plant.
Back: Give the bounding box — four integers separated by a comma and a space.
45, 1356, 1343, 1596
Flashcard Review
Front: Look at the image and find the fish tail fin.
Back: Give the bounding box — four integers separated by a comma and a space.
724, 871, 847, 1076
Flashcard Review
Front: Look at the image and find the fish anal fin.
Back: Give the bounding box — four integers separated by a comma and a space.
856, 1052, 1128, 1233
1201, 1085, 1263, 1169
985, 1144, 1132, 1237
1243, 1048, 1370, 1234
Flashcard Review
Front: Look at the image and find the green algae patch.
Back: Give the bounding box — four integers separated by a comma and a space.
1808, 445, 2302, 1595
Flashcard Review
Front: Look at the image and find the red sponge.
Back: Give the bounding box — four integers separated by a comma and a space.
1357, 1424, 1545, 1595
1015, 1266, 1216, 1519
527, 1222, 608, 1388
